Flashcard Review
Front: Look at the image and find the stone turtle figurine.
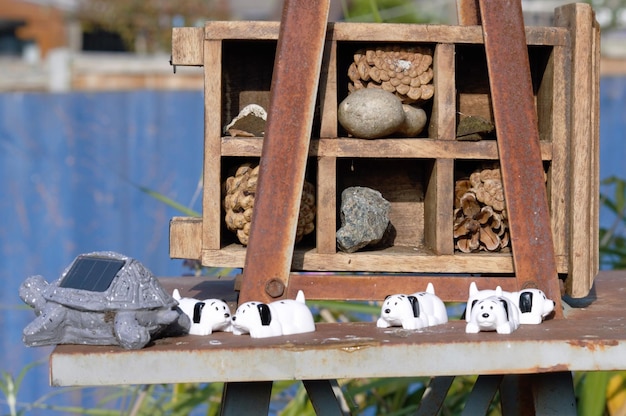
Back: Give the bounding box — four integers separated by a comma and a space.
19, 251, 190, 349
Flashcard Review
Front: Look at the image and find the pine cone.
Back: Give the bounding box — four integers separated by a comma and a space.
347, 45, 434, 104
453, 166, 509, 253
223, 163, 316, 246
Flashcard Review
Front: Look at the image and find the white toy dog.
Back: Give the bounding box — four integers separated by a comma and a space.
173, 289, 233, 336
465, 282, 555, 325
465, 291, 520, 334
509, 288, 555, 324
231, 290, 315, 338
377, 283, 448, 330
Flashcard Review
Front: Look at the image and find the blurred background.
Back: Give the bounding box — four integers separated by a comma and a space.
1, 0, 625, 414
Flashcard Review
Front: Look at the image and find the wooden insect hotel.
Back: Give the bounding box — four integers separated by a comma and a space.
169, 2, 599, 304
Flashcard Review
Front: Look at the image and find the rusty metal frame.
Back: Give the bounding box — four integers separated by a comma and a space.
477, 0, 563, 314
238, 0, 331, 303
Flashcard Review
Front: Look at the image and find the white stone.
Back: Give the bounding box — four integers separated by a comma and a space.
338, 89, 406, 139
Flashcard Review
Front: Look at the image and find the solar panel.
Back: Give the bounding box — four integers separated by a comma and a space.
59, 255, 125, 292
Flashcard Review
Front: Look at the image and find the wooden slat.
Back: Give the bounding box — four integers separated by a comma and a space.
316, 38, 338, 255
544, 45, 569, 261
202, 40, 223, 250
171, 27, 204, 66
426, 42, 456, 255
199, 244, 569, 275
429, 43, 456, 140
591, 14, 601, 287
319, 40, 338, 138
316, 156, 337, 254
424, 159, 454, 254
554, 4, 598, 297
203, 21, 569, 46
169, 216, 202, 259
220, 137, 554, 160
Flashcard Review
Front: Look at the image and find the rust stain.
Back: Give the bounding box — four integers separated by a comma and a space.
533, 364, 570, 373
567, 339, 619, 351
280, 337, 380, 352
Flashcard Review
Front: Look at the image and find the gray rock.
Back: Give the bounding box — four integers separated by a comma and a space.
456, 115, 495, 141
338, 89, 406, 139
337, 187, 391, 253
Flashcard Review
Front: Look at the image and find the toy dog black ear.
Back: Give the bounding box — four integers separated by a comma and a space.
407, 296, 420, 318
257, 304, 272, 326
193, 302, 206, 324
518, 292, 533, 313
499, 299, 510, 320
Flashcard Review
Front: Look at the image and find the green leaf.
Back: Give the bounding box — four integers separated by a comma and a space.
136, 185, 200, 217
577, 372, 610, 416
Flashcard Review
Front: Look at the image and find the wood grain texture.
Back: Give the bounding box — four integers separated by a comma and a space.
316, 156, 337, 254
429, 43, 456, 140
171, 27, 204, 66
202, 41, 223, 250
169, 217, 202, 259
544, 45, 569, 260
203, 21, 568, 46
555, 4, 599, 297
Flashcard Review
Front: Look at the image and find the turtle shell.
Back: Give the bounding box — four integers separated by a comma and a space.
43, 251, 177, 312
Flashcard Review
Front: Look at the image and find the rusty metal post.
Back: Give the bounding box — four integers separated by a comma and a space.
478, 0, 563, 315
456, 0, 480, 25
238, 0, 331, 303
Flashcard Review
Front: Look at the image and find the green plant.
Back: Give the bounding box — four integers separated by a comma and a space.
0, 361, 43, 416
599, 176, 626, 269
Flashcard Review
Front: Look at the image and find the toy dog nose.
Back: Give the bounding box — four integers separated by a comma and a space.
232, 316, 237, 321
224, 313, 230, 318
482, 313, 490, 318
384, 309, 391, 313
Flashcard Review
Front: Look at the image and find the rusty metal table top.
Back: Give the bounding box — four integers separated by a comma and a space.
50, 271, 626, 386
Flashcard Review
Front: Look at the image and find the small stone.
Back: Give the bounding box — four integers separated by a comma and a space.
224, 104, 267, 137
338, 89, 406, 139
396, 105, 427, 137
456, 115, 495, 141
337, 187, 391, 253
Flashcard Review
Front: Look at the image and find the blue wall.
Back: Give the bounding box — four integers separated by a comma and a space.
600, 76, 626, 208
0, 90, 207, 413
0, 80, 624, 413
